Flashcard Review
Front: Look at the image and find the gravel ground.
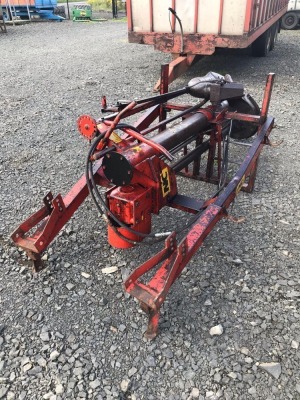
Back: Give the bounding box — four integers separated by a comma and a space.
1, 21, 300, 400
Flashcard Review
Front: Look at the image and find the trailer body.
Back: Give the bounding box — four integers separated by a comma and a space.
127, 0, 289, 56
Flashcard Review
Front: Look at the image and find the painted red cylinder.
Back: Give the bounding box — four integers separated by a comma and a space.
106, 184, 153, 248
107, 218, 152, 249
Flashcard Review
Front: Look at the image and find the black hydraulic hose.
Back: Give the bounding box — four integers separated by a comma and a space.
87, 139, 211, 246
141, 100, 207, 135
85, 119, 223, 246
168, 7, 184, 54
86, 126, 167, 243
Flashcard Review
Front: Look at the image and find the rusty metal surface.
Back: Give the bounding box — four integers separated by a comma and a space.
129, 11, 285, 56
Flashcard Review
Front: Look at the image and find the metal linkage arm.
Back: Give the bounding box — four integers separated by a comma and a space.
124, 116, 274, 339
11, 161, 104, 272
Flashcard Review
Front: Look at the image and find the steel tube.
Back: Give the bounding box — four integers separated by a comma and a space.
152, 111, 212, 151
121, 111, 213, 168
172, 140, 210, 172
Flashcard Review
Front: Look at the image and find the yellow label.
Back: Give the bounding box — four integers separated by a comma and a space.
132, 146, 142, 153
109, 131, 122, 144
236, 175, 246, 195
160, 167, 171, 197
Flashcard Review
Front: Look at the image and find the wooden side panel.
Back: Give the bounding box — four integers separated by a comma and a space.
129, 0, 289, 37
132, 0, 151, 32
175, 2, 195, 33
221, 0, 247, 35
153, 0, 172, 32
197, 0, 220, 34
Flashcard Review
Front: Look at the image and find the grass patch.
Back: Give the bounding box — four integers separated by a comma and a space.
112, 16, 127, 22
87, 0, 125, 12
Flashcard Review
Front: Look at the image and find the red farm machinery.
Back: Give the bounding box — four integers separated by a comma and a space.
12, 67, 276, 339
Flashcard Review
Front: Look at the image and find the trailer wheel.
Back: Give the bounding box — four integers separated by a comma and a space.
270, 22, 279, 51
282, 12, 299, 30
252, 28, 271, 57
54, 6, 66, 19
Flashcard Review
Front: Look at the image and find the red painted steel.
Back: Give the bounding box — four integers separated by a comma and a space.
261, 73, 275, 120
244, 0, 254, 31
126, 0, 133, 31
194, 0, 198, 34
149, 0, 153, 32
154, 55, 197, 91
171, 0, 176, 31
11, 71, 276, 338
218, 0, 224, 35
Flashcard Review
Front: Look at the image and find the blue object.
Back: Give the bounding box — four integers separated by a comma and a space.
1, 0, 65, 21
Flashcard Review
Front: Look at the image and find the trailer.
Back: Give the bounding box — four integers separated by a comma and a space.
1, 0, 65, 21
127, 0, 289, 87
282, 0, 300, 29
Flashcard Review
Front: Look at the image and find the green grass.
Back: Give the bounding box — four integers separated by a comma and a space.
87, 0, 125, 12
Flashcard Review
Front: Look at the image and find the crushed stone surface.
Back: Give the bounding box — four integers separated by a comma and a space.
0, 21, 300, 400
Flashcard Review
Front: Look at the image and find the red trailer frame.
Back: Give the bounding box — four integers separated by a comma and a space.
127, 0, 288, 88
127, 0, 288, 55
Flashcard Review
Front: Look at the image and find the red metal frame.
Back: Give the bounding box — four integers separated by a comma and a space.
244, 0, 254, 32
218, 0, 225, 35
11, 69, 276, 338
154, 54, 197, 91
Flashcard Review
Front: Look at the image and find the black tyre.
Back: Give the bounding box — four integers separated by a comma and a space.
282, 12, 299, 30
270, 22, 279, 51
252, 28, 271, 57
54, 5, 66, 19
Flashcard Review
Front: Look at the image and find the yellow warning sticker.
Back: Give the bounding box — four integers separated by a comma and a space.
109, 131, 122, 144
160, 167, 171, 197
236, 175, 246, 195
132, 146, 142, 153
